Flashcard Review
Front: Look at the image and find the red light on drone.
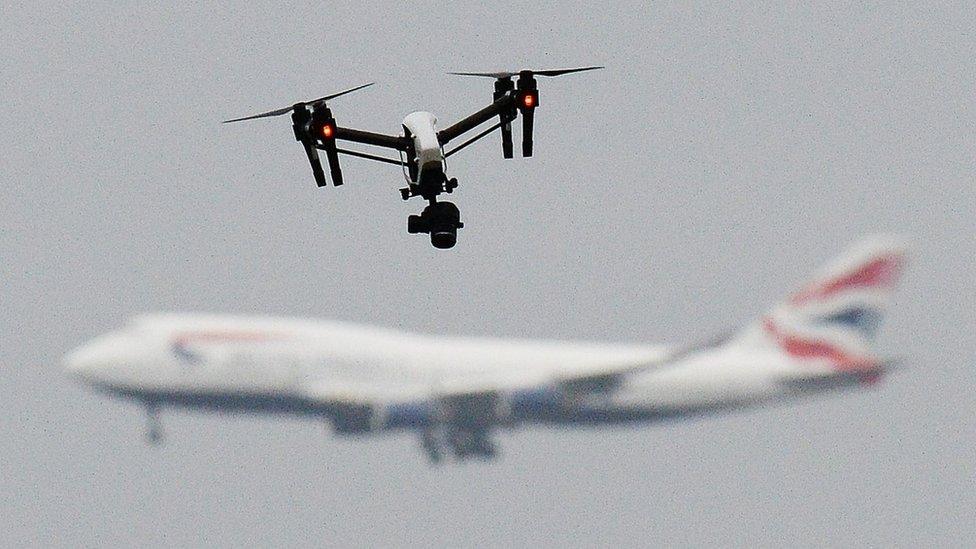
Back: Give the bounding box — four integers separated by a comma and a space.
522, 93, 536, 108
322, 123, 335, 138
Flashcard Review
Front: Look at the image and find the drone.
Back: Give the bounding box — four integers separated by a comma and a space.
223, 66, 602, 249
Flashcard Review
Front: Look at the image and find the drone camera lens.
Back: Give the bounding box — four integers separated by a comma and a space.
431, 230, 457, 249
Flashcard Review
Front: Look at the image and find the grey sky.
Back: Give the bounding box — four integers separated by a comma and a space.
2, 2, 974, 546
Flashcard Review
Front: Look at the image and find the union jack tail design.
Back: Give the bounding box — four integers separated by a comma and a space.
733, 235, 908, 372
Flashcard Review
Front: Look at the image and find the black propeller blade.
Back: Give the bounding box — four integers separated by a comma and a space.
448, 66, 603, 79
221, 83, 374, 123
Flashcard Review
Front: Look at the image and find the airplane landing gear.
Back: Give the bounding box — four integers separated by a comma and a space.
145, 402, 164, 445
418, 426, 497, 463
448, 428, 497, 460
420, 428, 444, 463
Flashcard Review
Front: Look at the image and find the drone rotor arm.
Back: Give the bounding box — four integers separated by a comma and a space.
437, 95, 516, 146
444, 120, 506, 158
333, 126, 411, 151
332, 147, 406, 167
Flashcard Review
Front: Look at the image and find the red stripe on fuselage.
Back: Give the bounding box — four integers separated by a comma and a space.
172, 331, 279, 346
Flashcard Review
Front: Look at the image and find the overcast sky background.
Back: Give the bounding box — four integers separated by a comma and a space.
2, 2, 974, 547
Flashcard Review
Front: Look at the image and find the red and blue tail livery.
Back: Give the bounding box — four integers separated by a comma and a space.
740, 235, 907, 373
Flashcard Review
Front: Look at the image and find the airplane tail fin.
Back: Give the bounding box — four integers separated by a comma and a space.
731, 235, 908, 372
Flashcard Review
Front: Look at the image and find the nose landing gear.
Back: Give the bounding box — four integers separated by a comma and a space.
144, 402, 164, 445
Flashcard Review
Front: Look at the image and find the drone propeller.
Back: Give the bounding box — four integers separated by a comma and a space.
221, 83, 374, 124
448, 66, 603, 79
449, 66, 601, 158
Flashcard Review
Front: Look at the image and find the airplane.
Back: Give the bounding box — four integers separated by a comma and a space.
221, 67, 603, 249
65, 236, 907, 462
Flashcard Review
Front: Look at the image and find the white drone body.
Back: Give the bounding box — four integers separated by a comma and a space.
401, 111, 445, 175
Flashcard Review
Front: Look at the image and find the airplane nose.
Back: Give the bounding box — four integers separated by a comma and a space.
64, 344, 102, 381
63, 334, 126, 384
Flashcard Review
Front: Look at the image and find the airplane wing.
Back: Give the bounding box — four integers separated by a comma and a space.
434, 331, 734, 399
298, 379, 432, 407
431, 332, 738, 461
294, 332, 730, 462
299, 331, 732, 408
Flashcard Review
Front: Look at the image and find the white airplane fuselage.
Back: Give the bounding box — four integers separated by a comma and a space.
64, 315, 874, 433
65, 236, 904, 460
